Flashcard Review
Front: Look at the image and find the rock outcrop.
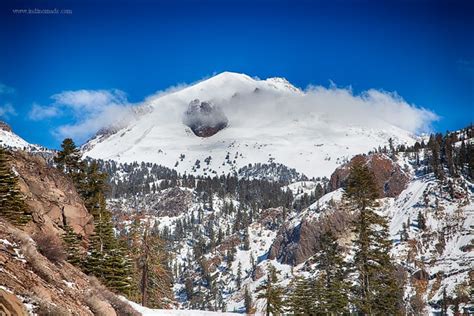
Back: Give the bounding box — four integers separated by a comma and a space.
10, 150, 94, 238
0, 150, 139, 315
269, 209, 353, 265
0, 288, 28, 316
149, 187, 193, 217
0, 121, 12, 132
182, 99, 228, 137
270, 154, 409, 265
329, 153, 409, 197
0, 219, 137, 315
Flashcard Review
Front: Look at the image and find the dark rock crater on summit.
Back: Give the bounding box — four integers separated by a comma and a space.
183, 99, 228, 137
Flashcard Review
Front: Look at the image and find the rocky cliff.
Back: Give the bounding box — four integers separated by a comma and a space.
11, 150, 94, 239
270, 153, 411, 265
329, 153, 409, 197
0, 150, 138, 315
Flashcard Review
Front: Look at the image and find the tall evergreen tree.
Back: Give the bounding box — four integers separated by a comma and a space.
286, 276, 313, 315
428, 135, 444, 180
236, 261, 242, 290
313, 231, 350, 315
54, 138, 86, 189
343, 162, 403, 315
417, 210, 427, 231
0, 148, 31, 225
126, 218, 173, 308
62, 223, 82, 265
244, 285, 253, 314
256, 265, 285, 316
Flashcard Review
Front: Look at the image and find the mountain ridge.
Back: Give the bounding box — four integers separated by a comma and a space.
82, 72, 419, 178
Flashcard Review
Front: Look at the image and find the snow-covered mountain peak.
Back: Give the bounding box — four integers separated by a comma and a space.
0, 121, 32, 149
264, 77, 302, 94
83, 73, 423, 178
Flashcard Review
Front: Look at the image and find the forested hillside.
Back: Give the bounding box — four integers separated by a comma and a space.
1, 125, 473, 315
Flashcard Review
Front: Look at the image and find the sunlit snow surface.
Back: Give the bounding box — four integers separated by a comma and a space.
0, 129, 30, 148
125, 299, 243, 316
83, 72, 418, 178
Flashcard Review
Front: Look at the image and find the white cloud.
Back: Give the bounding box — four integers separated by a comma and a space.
28, 103, 61, 121
45, 89, 133, 142
51, 89, 127, 114
34, 74, 438, 144
0, 103, 17, 118
183, 82, 438, 135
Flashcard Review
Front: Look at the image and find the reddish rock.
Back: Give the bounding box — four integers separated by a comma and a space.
10, 151, 94, 239
329, 153, 409, 198
0, 289, 28, 316
183, 99, 228, 137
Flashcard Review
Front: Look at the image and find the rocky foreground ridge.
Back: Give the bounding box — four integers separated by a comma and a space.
0, 150, 138, 315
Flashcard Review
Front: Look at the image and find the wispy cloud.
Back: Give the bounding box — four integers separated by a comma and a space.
29, 89, 133, 142
0, 103, 17, 118
28, 103, 61, 121
0, 84, 17, 119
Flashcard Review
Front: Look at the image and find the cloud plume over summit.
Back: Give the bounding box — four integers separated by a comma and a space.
29, 73, 438, 143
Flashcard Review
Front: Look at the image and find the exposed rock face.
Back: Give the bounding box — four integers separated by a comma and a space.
0, 219, 124, 315
0, 288, 28, 316
145, 187, 193, 217
10, 151, 94, 238
153, 187, 193, 217
257, 207, 287, 231
183, 99, 228, 137
269, 209, 354, 265
0, 121, 12, 132
329, 153, 409, 197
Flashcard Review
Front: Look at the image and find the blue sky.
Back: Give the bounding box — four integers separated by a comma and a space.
0, 0, 472, 149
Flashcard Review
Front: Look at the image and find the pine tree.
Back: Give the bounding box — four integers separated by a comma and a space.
0, 148, 31, 225
286, 276, 313, 315
400, 222, 409, 242
428, 135, 444, 180
343, 162, 403, 315
307, 275, 327, 314
441, 287, 449, 316
82, 162, 133, 296
126, 218, 173, 308
256, 265, 285, 316
313, 231, 350, 315
243, 285, 253, 313
54, 138, 86, 189
62, 224, 82, 265
236, 261, 242, 290
417, 210, 427, 231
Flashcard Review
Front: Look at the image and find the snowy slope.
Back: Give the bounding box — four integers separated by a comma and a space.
83, 72, 417, 178
0, 122, 50, 154
105, 147, 472, 314
0, 126, 31, 149
126, 299, 241, 316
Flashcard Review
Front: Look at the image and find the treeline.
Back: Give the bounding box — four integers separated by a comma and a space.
55, 139, 173, 308
375, 125, 474, 180
97, 159, 295, 211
